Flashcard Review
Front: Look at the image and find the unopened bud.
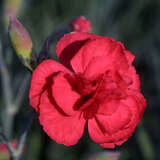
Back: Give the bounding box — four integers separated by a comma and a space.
9, 16, 33, 70
70, 16, 91, 33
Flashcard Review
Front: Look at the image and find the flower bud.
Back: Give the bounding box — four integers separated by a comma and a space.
9, 16, 33, 70
70, 16, 91, 33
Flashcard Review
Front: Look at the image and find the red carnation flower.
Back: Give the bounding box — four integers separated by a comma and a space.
70, 16, 91, 33
29, 32, 146, 148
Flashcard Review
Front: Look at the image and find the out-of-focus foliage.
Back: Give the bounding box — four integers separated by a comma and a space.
0, 0, 160, 160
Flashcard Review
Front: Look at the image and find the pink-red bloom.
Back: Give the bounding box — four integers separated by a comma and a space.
29, 32, 146, 148
70, 16, 91, 33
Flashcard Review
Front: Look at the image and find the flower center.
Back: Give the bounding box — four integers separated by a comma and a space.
73, 74, 104, 119
72, 71, 128, 120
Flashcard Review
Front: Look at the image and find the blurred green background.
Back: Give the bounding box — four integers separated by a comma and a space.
0, 0, 160, 160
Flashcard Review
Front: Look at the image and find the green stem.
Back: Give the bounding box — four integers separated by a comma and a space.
136, 124, 155, 160
0, 40, 15, 138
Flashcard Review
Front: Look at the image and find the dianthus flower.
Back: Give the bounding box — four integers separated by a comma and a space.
29, 32, 146, 148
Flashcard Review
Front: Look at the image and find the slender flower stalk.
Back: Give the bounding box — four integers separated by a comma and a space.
38, 26, 69, 64
14, 111, 34, 160
0, 40, 15, 138
0, 127, 15, 159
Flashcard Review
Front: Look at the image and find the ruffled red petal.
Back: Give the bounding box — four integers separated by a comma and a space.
71, 38, 113, 74
100, 138, 128, 148
88, 96, 142, 148
126, 90, 147, 118
124, 50, 135, 65
51, 72, 80, 116
71, 38, 129, 79
39, 91, 86, 146
100, 143, 115, 149
29, 59, 71, 112
56, 32, 100, 70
